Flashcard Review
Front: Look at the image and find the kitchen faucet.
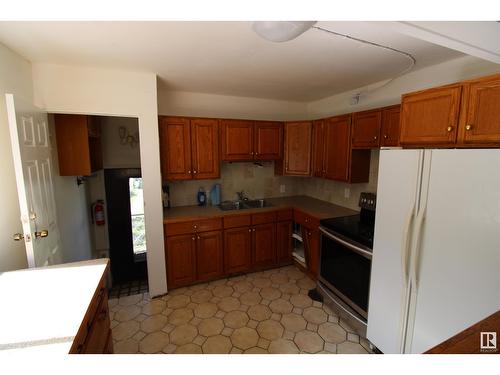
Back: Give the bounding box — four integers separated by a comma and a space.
236, 190, 249, 201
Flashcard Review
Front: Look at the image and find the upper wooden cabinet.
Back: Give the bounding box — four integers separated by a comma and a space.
54, 114, 103, 176
380, 105, 401, 147
400, 85, 462, 146
275, 121, 312, 176
221, 119, 283, 161
459, 75, 500, 145
159, 116, 220, 181
312, 120, 326, 177
352, 109, 382, 148
254, 121, 283, 160
221, 119, 254, 161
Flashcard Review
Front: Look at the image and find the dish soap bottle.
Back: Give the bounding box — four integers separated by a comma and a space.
197, 187, 207, 206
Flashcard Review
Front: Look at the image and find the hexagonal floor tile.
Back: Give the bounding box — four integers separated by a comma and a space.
194, 302, 218, 318
232, 280, 253, 293
289, 294, 313, 309
257, 319, 284, 341
281, 313, 307, 332
114, 338, 139, 354
260, 287, 281, 301
114, 305, 142, 322
223, 310, 249, 329
169, 324, 198, 346
198, 317, 224, 337
303, 307, 328, 324
118, 294, 143, 306
318, 322, 347, 344
239, 291, 262, 306
202, 335, 232, 354
190, 289, 213, 304
231, 327, 259, 350
175, 343, 203, 354
244, 347, 268, 354
139, 331, 170, 353
337, 341, 368, 354
141, 299, 166, 316
269, 299, 293, 314
294, 330, 324, 353
252, 278, 271, 288
213, 285, 234, 298
270, 273, 289, 285
168, 307, 194, 325
141, 314, 168, 333
268, 338, 299, 354
167, 295, 190, 309
280, 283, 300, 295
247, 304, 272, 322
297, 277, 316, 290
217, 297, 240, 312
113, 320, 140, 341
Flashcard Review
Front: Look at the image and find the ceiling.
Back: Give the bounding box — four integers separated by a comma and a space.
0, 21, 465, 102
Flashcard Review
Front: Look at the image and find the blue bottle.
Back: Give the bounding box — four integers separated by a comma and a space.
210, 184, 221, 206
197, 187, 206, 206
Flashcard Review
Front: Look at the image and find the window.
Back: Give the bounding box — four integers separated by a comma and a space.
129, 177, 146, 255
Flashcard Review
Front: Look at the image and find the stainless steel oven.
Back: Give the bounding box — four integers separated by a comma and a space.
317, 192, 376, 336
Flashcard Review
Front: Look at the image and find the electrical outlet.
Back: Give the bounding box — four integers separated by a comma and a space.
280, 184, 286, 193
344, 187, 350, 199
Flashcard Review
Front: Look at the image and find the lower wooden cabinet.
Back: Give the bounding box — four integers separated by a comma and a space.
165, 234, 197, 288
196, 231, 224, 282
224, 227, 252, 274
252, 223, 276, 269
276, 221, 293, 266
303, 227, 320, 278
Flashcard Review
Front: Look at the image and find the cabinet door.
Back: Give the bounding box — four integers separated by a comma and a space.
282, 121, 312, 176
224, 227, 252, 274
302, 227, 319, 278
461, 76, 500, 144
324, 115, 351, 182
400, 85, 462, 146
221, 119, 254, 161
381, 105, 401, 147
82, 293, 111, 353
312, 120, 326, 177
276, 221, 292, 266
196, 230, 223, 282
254, 121, 283, 160
166, 234, 197, 288
159, 116, 192, 181
252, 223, 276, 269
191, 118, 220, 179
352, 109, 382, 148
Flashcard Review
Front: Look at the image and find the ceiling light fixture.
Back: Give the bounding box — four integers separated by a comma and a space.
252, 21, 416, 103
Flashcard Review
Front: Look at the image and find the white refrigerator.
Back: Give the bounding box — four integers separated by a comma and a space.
367, 148, 500, 354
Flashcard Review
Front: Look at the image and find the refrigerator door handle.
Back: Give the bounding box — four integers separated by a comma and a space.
411, 209, 426, 288
401, 206, 415, 285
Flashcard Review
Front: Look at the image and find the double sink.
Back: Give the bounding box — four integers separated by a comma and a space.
219, 199, 273, 211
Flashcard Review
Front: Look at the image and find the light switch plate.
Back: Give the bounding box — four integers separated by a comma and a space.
344, 187, 350, 199
280, 184, 286, 193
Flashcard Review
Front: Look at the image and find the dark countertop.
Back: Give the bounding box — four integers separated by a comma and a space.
164, 195, 357, 223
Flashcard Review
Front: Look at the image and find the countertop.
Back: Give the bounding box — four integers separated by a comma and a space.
164, 195, 357, 223
0, 258, 109, 353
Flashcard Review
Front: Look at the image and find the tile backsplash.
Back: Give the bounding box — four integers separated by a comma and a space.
166, 150, 379, 210
166, 161, 300, 207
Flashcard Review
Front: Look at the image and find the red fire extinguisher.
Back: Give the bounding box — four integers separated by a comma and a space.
92, 200, 106, 226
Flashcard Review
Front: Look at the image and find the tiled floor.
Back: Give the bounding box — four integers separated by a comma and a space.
109, 265, 372, 354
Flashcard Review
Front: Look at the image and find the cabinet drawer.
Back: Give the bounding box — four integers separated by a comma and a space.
294, 209, 320, 228
166, 218, 222, 236
276, 208, 293, 221
223, 214, 251, 229
252, 211, 277, 225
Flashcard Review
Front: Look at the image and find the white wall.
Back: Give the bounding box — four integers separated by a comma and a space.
158, 89, 308, 120
101, 116, 141, 168
0, 43, 32, 272
307, 55, 500, 119
32, 63, 166, 297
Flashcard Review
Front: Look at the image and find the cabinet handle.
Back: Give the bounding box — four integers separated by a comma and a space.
373, 135, 378, 140
197, 236, 200, 240
192, 237, 195, 241
248, 229, 251, 232
383, 134, 388, 139
253, 228, 256, 232
465, 124, 473, 131
188, 170, 192, 174
193, 170, 197, 174
193, 225, 197, 229
446, 126, 453, 132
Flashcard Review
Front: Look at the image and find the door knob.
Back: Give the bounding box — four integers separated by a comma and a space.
34, 230, 48, 238
13, 233, 24, 241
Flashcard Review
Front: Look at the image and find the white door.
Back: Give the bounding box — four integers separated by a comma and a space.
408, 149, 500, 353
6, 94, 62, 268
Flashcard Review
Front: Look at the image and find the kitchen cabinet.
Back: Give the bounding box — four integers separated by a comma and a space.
224, 226, 253, 274
254, 121, 283, 160
159, 116, 220, 181
400, 85, 462, 146
221, 119, 283, 161
196, 230, 224, 282
312, 119, 326, 177
294, 210, 320, 278
221, 119, 255, 161
380, 105, 401, 147
54, 114, 103, 176
275, 121, 313, 176
324, 114, 352, 181
252, 223, 277, 270
276, 220, 293, 266
352, 109, 382, 148
165, 233, 197, 288
459, 75, 500, 145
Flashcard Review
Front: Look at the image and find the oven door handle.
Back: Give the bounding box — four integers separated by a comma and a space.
319, 227, 372, 260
